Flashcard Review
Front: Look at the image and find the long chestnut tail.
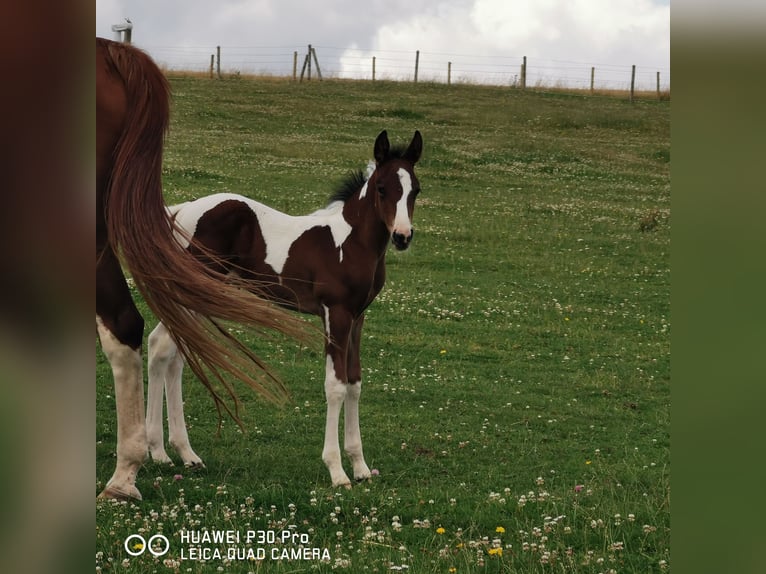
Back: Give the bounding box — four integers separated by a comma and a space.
99, 38, 309, 415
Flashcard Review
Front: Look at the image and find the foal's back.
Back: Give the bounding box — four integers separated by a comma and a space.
171, 193, 353, 316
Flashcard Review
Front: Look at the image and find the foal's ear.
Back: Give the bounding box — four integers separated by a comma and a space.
374, 130, 390, 164
404, 130, 423, 164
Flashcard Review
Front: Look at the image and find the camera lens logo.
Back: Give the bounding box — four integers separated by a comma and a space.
124, 534, 170, 557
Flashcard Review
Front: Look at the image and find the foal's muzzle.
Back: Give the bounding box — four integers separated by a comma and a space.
392, 229, 414, 251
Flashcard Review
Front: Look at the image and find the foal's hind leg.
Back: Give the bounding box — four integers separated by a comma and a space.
147, 323, 204, 467
345, 315, 371, 481
146, 323, 174, 464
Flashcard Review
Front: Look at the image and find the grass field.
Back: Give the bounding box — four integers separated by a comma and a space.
96, 77, 670, 573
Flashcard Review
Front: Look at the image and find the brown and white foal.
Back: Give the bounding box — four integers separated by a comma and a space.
147, 130, 423, 486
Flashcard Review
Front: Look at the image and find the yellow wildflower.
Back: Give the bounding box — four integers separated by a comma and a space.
436, 527, 446, 535
495, 526, 505, 534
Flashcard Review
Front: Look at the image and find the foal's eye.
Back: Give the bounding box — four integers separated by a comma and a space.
376, 184, 386, 197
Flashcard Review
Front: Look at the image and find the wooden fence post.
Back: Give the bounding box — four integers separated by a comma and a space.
209, 54, 214, 79
216, 46, 221, 79
521, 56, 527, 90
448, 62, 452, 85
630, 64, 636, 103
299, 53, 309, 82
307, 44, 312, 80
414, 50, 419, 83
311, 46, 323, 80
372, 56, 376, 81
656, 71, 661, 100
590, 66, 595, 94
293, 51, 298, 81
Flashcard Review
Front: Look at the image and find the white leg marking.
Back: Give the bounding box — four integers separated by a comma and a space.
165, 350, 204, 467
344, 381, 371, 480
97, 316, 146, 500
146, 324, 172, 465
147, 323, 203, 467
322, 354, 351, 487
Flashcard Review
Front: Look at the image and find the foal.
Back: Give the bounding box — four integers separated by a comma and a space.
147, 130, 423, 486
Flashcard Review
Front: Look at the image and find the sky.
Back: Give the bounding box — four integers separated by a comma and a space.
96, 0, 670, 89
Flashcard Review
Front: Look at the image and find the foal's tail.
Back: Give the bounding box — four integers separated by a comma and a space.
100, 38, 309, 414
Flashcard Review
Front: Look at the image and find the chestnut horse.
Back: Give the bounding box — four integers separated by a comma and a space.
96, 38, 306, 500
147, 130, 423, 486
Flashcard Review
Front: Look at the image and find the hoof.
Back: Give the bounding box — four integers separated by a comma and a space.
98, 485, 142, 501
184, 460, 206, 470
148, 449, 173, 466
354, 466, 373, 482
354, 469, 373, 481
331, 477, 353, 489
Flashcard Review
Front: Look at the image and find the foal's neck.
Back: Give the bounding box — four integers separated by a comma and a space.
341, 179, 390, 253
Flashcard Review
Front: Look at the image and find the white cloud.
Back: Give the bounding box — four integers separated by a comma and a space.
471, 0, 562, 49
339, 0, 668, 86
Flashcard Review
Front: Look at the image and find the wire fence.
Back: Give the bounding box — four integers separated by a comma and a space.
142, 43, 670, 94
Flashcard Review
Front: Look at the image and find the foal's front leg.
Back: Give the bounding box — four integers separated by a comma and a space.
345, 314, 371, 481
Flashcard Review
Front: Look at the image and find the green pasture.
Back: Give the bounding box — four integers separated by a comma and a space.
97, 77, 670, 573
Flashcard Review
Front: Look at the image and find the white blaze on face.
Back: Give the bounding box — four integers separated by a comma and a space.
393, 168, 414, 237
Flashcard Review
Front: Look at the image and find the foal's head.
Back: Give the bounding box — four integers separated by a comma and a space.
369, 130, 423, 250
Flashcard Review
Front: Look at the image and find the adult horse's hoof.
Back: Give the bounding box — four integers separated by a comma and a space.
97, 485, 142, 501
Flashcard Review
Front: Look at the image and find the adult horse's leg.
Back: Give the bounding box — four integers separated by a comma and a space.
96, 247, 146, 501
97, 38, 149, 500
345, 314, 372, 481
321, 305, 353, 487
147, 323, 203, 467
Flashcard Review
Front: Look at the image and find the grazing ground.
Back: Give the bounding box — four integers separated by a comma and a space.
96, 77, 670, 573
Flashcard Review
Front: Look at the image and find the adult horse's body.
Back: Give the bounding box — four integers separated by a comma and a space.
96, 38, 305, 500
147, 130, 423, 486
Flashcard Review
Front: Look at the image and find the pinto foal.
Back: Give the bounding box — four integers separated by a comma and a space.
147, 130, 423, 486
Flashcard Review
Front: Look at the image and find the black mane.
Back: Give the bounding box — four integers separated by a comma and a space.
329, 170, 367, 205
327, 145, 411, 206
